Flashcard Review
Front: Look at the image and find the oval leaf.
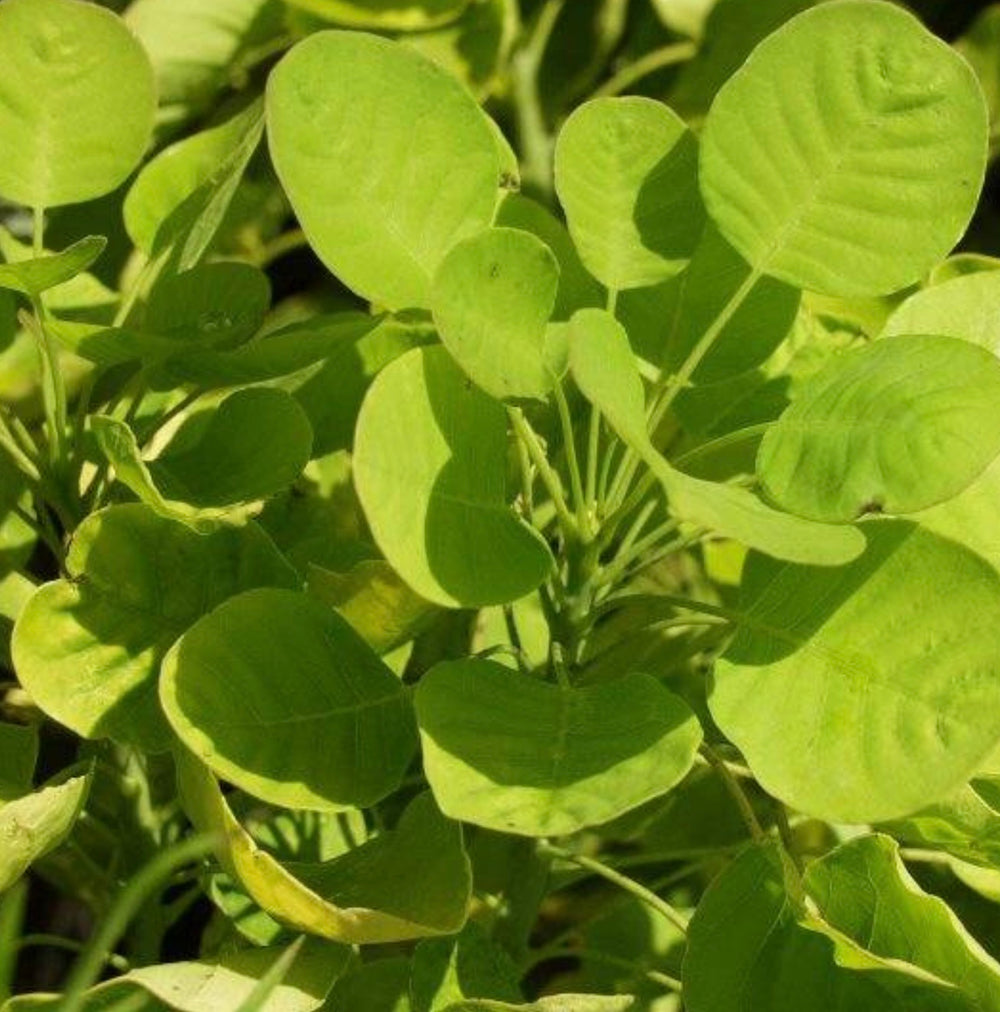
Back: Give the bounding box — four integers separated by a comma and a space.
431, 227, 559, 401
757, 336, 1000, 522
711, 521, 1000, 823
267, 31, 499, 310
882, 271, 1000, 350
699, 1, 988, 296
416, 658, 702, 836
0, 0, 155, 208
555, 96, 704, 291
353, 346, 552, 608
161, 587, 417, 810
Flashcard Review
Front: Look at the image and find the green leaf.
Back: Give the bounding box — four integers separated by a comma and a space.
283, 0, 469, 30
663, 225, 800, 383
145, 262, 271, 351
682, 840, 970, 1012
710, 521, 1000, 823
0, 237, 106, 299
554, 96, 703, 291
431, 228, 559, 401
0, 0, 155, 208
805, 834, 1000, 1010
267, 31, 499, 310
161, 587, 416, 810
416, 658, 701, 836
410, 924, 522, 1012
882, 271, 1000, 349
307, 559, 436, 654
93, 388, 313, 531
11, 504, 297, 750
0, 766, 91, 893
0, 723, 37, 804
353, 346, 552, 608
4, 939, 348, 1012
444, 998, 634, 1011
325, 959, 411, 1012
156, 312, 390, 391
757, 336, 1000, 522
494, 194, 603, 322
124, 99, 266, 268
699, 1, 988, 296
177, 752, 471, 944
125, 0, 284, 137
568, 308, 864, 566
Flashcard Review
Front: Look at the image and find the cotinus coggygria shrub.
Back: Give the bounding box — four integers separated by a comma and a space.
5, 0, 1000, 1009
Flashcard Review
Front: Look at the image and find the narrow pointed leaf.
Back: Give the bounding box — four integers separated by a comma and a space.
11, 505, 297, 750
0, 766, 91, 893
554, 96, 704, 291
0, 237, 106, 299
0, 0, 156, 207
416, 658, 702, 836
431, 227, 559, 401
711, 521, 1000, 822
699, 1, 988, 296
161, 587, 417, 810
757, 336, 1000, 522
267, 31, 499, 310
353, 346, 552, 608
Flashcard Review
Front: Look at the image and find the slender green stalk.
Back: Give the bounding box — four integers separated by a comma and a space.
539, 841, 690, 934
592, 591, 738, 624
59, 834, 217, 1012
649, 267, 762, 431
11, 502, 62, 560
16, 934, 130, 973
550, 641, 573, 689
593, 40, 698, 99
0, 881, 27, 1003
552, 378, 590, 537
514, 420, 536, 524
586, 407, 601, 509
701, 744, 766, 843
511, 0, 564, 195
0, 413, 41, 482
508, 407, 578, 538
528, 945, 683, 993
674, 422, 773, 469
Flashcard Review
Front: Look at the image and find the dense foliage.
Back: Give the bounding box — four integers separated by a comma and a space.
6, 0, 1000, 1008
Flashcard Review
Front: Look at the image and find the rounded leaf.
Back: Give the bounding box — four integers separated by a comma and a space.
757, 336, 1000, 522
431, 227, 559, 401
555, 96, 704, 291
11, 505, 298, 750
353, 346, 552, 608
711, 522, 1000, 823
700, 1, 988, 296
267, 31, 500, 310
0, 0, 156, 207
161, 588, 418, 811
416, 659, 702, 836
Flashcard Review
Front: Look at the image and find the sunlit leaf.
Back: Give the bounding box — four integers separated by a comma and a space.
353, 346, 552, 607
416, 658, 702, 836
700, 1, 988, 296
0, 0, 155, 208
267, 31, 499, 310
711, 522, 1000, 822
554, 96, 703, 291
162, 587, 416, 810
757, 336, 1000, 522
12, 505, 297, 750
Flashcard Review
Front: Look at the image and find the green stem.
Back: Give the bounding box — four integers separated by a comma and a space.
253, 228, 308, 269
11, 502, 62, 561
508, 407, 578, 539
0, 413, 41, 482
16, 934, 130, 973
0, 881, 27, 1003
539, 841, 690, 934
673, 422, 773, 469
649, 267, 761, 432
511, 0, 564, 196
552, 378, 590, 537
550, 641, 573, 689
701, 744, 766, 843
59, 834, 216, 1012
514, 420, 535, 525
529, 945, 683, 993
593, 40, 698, 99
